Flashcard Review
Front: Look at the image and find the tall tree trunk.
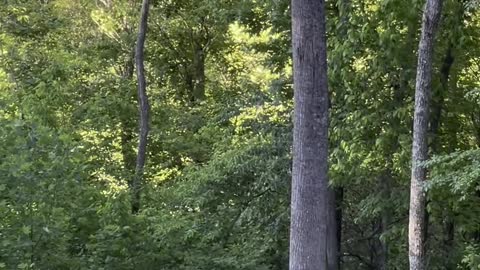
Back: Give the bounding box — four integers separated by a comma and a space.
290, 0, 337, 269
409, 0, 443, 269
132, 0, 150, 214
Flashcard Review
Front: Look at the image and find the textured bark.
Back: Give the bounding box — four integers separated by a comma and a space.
409, 0, 443, 269
290, 0, 337, 269
132, 0, 150, 214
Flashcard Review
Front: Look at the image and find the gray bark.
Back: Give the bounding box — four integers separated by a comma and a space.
290, 0, 337, 269
409, 0, 443, 269
132, 0, 150, 214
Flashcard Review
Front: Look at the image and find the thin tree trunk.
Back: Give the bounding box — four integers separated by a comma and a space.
443, 215, 455, 269
132, 0, 150, 214
193, 42, 206, 101
119, 1, 136, 173
121, 120, 136, 172
376, 172, 391, 270
429, 45, 453, 152
472, 113, 480, 148
409, 0, 443, 269
436, 45, 455, 268
185, 43, 206, 103
121, 49, 137, 172
333, 0, 350, 266
290, 0, 337, 269
335, 187, 343, 267
327, 189, 339, 269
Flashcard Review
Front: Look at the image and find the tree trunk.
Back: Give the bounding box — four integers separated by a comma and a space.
327, 189, 339, 270
290, 0, 337, 269
120, 49, 137, 173
332, 0, 350, 266
132, 0, 150, 214
472, 113, 480, 148
193, 42, 206, 101
376, 172, 391, 270
335, 187, 343, 267
437, 45, 455, 268
409, 0, 443, 269
185, 43, 206, 103
430, 45, 453, 152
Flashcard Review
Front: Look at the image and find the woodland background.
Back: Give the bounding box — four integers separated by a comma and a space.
0, 0, 480, 269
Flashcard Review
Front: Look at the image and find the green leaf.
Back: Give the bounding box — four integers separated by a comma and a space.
21, 226, 30, 235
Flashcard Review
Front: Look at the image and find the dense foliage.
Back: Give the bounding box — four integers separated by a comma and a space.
0, 0, 479, 269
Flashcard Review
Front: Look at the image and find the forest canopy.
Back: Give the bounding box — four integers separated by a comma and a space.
0, 0, 479, 269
